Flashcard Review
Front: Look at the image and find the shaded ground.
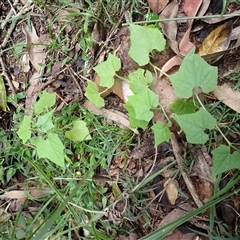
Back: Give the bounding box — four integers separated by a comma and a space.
0, 1, 240, 239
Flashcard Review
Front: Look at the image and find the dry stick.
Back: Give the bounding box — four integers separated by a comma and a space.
170, 133, 203, 208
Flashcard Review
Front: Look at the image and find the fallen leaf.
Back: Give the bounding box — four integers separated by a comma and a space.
165, 228, 196, 240
179, 0, 202, 55
159, 55, 182, 78
197, 0, 211, 16
159, 203, 193, 234
213, 83, 240, 113
22, 23, 49, 72
83, 101, 139, 134
159, 0, 182, 56
198, 21, 232, 62
147, 0, 169, 13
164, 178, 179, 205
20, 53, 30, 72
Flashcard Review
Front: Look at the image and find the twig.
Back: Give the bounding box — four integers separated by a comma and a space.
171, 133, 203, 208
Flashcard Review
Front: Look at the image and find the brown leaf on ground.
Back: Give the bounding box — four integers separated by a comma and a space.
159, 203, 194, 233
197, 0, 211, 16
147, 0, 169, 13
198, 21, 232, 61
159, 55, 182, 78
164, 178, 179, 205
165, 228, 197, 240
83, 100, 138, 134
213, 83, 240, 113
22, 23, 49, 72
179, 0, 202, 55
159, 0, 182, 56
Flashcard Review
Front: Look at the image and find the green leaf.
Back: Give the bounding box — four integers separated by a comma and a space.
31, 133, 65, 169
0, 76, 7, 111
127, 88, 159, 122
212, 145, 240, 176
173, 108, 216, 144
169, 50, 218, 98
151, 122, 171, 147
170, 99, 197, 115
36, 109, 55, 132
85, 81, 105, 107
93, 53, 121, 88
34, 91, 56, 114
65, 120, 92, 142
124, 102, 149, 130
17, 115, 32, 143
129, 24, 166, 66
128, 69, 153, 94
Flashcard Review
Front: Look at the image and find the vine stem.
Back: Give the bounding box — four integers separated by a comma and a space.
122, 13, 240, 26
194, 92, 240, 152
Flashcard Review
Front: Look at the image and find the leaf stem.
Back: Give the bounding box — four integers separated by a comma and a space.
149, 62, 170, 78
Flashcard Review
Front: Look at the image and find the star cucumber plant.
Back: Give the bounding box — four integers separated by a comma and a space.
16, 91, 91, 169
85, 24, 240, 176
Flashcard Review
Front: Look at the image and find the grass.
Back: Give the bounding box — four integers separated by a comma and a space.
1, 0, 240, 239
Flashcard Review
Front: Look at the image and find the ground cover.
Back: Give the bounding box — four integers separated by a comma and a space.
0, 0, 240, 239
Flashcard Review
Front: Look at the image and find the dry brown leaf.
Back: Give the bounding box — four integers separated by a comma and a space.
159, 203, 193, 234
56, 8, 79, 33
147, 0, 169, 13
159, 0, 182, 56
20, 53, 30, 72
198, 21, 232, 63
165, 228, 197, 240
22, 23, 48, 72
213, 83, 240, 113
160, 55, 182, 78
83, 101, 139, 134
164, 178, 179, 205
197, 0, 211, 16
179, 0, 202, 55
25, 72, 42, 111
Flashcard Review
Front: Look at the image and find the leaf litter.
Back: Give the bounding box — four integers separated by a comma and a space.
1, 0, 240, 239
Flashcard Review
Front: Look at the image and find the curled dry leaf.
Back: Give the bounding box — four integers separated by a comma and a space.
147, 0, 169, 13
22, 23, 49, 73
179, 0, 202, 55
164, 178, 179, 205
20, 53, 30, 72
159, 0, 182, 56
213, 83, 240, 113
198, 21, 232, 63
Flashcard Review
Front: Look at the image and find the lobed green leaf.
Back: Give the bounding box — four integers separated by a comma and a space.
126, 88, 159, 122
151, 122, 171, 147
128, 69, 153, 94
17, 115, 32, 144
93, 54, 121, 88
34, 91, 56, 114
212, 145, 240, 176
65, 119, 92, 142
129, 24, 166, 66
169, 49, 218, 99
31, 133, 65, 169
85, 81, 105, 107
173, 108, 216, 144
